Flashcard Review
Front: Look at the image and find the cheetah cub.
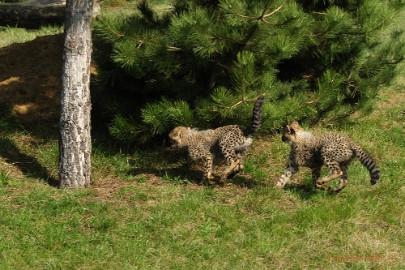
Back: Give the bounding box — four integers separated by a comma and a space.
276, 122, 380, 193
168, 95, 264, 184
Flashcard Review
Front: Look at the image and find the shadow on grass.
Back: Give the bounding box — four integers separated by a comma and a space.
0, 137, 59, 187
284, 183, 321, 200
125, 147, 262, 189
285, 181, 343, 199
227, 174, 263, 188
129, 165, 261, 188
0, 102, 59, 187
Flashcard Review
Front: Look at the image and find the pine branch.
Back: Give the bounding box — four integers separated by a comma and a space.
262, 3, 285, 23
221, 94, 265, 110
230, 3, 285, 54
223, 2, 285, 23
167, 46, 182, 52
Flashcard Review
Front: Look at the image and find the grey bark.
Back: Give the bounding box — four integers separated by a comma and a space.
59, 0, 93, 188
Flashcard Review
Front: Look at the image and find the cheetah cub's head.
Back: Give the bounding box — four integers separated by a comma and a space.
168, 126, 192, 148
281, 122, 313, 144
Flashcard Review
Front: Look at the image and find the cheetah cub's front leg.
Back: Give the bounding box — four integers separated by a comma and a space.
202, 156, 215, 184
276, 160, 298, 188
315, 161, 344, 192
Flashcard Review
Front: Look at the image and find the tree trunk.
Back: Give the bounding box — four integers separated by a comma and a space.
59, 0, 93, 188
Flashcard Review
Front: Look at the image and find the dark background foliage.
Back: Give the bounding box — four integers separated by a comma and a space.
92, 0, 404, 144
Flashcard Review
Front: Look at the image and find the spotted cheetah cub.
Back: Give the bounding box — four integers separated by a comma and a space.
168, 95, 264, 184
276, 122, 380, 193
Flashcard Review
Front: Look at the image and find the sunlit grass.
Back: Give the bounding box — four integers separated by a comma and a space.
1, 80, 404, 268
0, 25, 63, 48
0, 2, 404, 269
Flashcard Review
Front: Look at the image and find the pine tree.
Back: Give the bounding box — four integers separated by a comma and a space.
93, 0, 404, 143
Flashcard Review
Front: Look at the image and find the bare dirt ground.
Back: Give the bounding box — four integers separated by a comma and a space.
0, 33, 63, 122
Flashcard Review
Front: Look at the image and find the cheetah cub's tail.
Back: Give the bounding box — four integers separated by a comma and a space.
351, 143, 380, 185
247, 95, 265, 136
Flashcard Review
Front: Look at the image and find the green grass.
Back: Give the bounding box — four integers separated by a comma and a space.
0, 25, 63, 48
1, 2, 405, 269
0, 82, 404, 269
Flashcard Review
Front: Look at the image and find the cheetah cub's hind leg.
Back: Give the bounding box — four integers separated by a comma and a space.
330, 163, 349, 193
315, 160, 344, 192
220, 158, 242, 183
226, 153, 245, 180
216, 135, 243, 184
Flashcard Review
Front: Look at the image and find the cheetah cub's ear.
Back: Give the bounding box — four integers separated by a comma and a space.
281, 123, 294, 141
289, 121, 302, 132
286, 124, 295, 135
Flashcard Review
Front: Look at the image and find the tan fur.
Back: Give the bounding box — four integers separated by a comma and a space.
277, 122, 380, 193
168, 96, 264, 184
169, 125, 250, 183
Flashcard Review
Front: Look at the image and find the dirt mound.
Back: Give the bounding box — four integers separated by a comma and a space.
0, 33, 63, 122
